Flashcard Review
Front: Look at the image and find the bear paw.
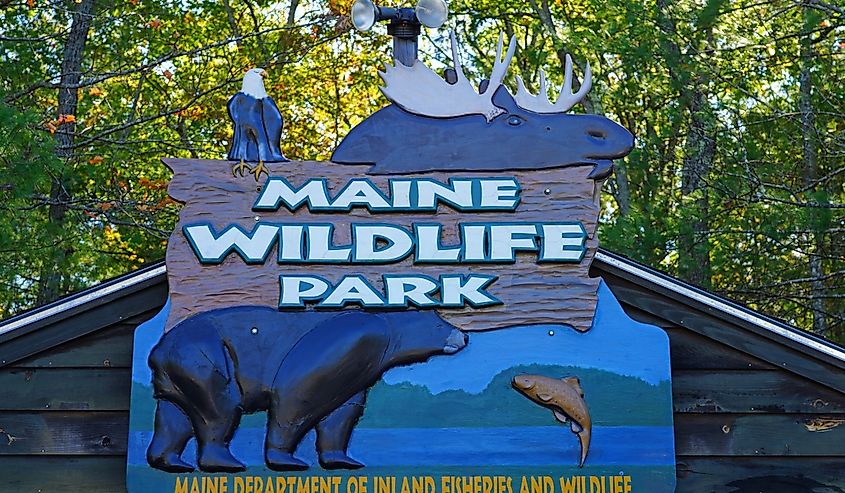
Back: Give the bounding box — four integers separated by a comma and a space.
148, 452, 195, 473
198, 445, 246, 473
265, 449, 309, 471
319, 451, 365, 470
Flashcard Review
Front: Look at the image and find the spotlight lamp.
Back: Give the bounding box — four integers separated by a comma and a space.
349, 0, 449, 65
415, 0, 448, 29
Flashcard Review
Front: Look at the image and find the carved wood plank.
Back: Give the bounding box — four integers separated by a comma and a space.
0, 456, 127, 492
0, 411, 127, 455
674, 413, 845, 456
673, 370, 845, 413
676, 457, 845, 492
164, 159, 603, 333
0, 369, 130, 411
665, 328, 777, 371
13, 323, 136, 369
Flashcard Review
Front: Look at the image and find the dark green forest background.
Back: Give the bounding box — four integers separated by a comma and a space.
1, 0, 843, 340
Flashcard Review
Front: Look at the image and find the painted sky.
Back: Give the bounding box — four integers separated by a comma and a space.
381, 282, 671, 392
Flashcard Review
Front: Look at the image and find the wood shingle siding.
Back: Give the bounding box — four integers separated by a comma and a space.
0, 253, 843, 492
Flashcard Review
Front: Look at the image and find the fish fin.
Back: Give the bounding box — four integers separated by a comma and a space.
562, 377, 585, 397
570, 421, 583, 434
553, 410, 569, 423
537, 393, 553, 402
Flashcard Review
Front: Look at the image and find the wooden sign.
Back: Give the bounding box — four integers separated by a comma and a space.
162, 159, 603, 333
127, 29, 675, 493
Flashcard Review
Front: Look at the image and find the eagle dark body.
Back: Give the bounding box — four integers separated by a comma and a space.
331, 86, 633, 179
227, 92, 288, 163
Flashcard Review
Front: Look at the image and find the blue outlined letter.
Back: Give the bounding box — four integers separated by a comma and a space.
183, 223, 278, 264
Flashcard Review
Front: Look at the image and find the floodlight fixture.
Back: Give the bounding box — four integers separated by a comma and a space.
415, 0, 448, 28
349, 0, 449, 65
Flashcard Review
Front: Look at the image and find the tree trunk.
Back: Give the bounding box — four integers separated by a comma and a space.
678, 88, 716, 289
37, 0, 95, 304
799, 3, 827, 335
656, 0, 715, 289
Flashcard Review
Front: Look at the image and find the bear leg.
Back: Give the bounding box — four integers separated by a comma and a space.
190, 384, 246, 473
166, 342, 246, 473
316, 390, 367, 470
263, 418, 310, 471
147, 400, 195, 473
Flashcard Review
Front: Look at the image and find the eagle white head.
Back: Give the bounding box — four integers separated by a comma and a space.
241, 68, 268, 99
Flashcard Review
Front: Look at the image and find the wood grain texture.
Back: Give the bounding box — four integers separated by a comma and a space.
12, 322, 136, 368
0, 368, 130, 411
676, 457, 845, 492
0, 411, 127, 455
674, 413, 845, 456
163, 159, 604, 333
664, 327, 777, 371
673, 370, 845, 413
0, 456, 127, 492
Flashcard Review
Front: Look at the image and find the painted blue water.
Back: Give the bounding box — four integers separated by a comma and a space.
128, 425, 675, 467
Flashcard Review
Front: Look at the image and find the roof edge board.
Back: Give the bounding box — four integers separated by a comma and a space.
594, 251, 845, 364
0, 264, 166, 338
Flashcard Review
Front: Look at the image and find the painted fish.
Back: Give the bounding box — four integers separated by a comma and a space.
511, 374, 592, 467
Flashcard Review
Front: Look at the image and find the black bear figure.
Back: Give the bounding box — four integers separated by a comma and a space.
146, 307, 468, 473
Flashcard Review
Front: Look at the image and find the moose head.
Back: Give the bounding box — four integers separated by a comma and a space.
332, 32, 634, 179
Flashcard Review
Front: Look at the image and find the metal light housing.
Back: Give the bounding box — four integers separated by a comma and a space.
414, 0, 448, 28
351, 0, 378, 31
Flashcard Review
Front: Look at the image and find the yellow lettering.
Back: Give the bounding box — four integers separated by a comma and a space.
174, 477, 189, 493
191, 477, 201, 493
425, 476, 435, 493
559, 477, 577, 493
298, 477, 310, 493
208, 476, 222, 493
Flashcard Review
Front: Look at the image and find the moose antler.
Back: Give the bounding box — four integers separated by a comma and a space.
379, 31, 517, 122
513, 54, 592, 113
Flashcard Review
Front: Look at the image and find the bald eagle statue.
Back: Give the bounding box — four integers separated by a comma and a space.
227, 68, 288, 179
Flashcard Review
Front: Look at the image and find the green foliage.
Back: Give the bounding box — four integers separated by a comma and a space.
1, 0, 843, 339
0, 103, 61, 314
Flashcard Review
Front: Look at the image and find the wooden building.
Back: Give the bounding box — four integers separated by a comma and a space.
1, 249, 843, 492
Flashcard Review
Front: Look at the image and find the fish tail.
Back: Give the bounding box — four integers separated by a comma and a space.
577, 426, 591, 467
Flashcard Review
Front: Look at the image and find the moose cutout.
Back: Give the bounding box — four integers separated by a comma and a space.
332, 32, 634, 178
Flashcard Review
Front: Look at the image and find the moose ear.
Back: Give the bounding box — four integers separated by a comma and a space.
490, 85, 517, 117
